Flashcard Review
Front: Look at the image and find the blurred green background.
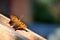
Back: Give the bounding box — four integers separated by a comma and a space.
32, 0, 60, 24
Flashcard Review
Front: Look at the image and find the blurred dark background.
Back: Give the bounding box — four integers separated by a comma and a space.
0, 0, 60, 38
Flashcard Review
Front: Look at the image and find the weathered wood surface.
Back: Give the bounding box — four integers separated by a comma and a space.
0, 23, 28, 40
0, 14, 46, 40
0, 24, 16, 40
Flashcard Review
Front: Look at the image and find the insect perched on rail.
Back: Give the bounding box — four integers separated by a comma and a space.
9, 15, 28, 32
